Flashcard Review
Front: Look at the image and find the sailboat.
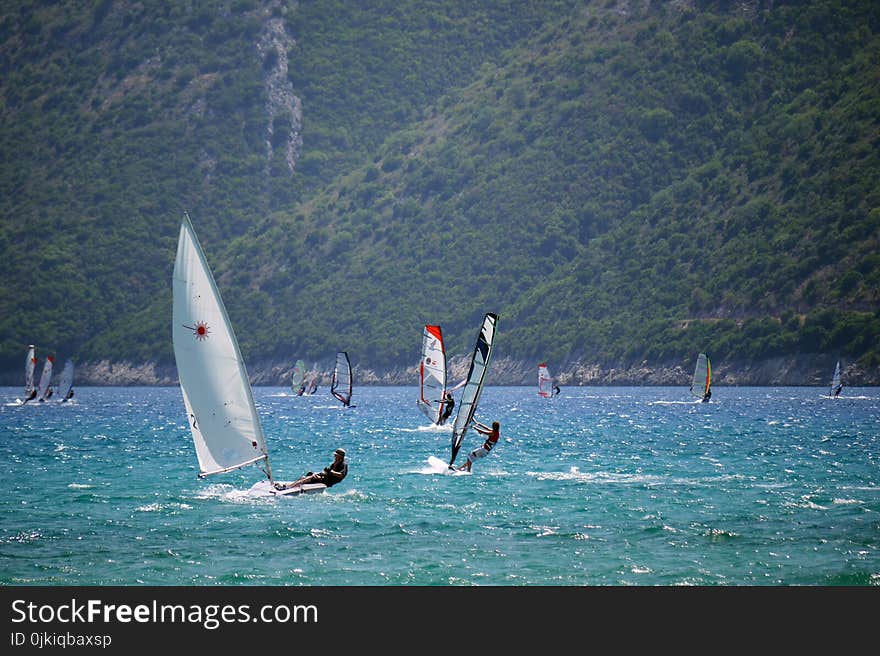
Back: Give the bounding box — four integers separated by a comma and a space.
22, 345, 37, 404
689, 353, 711, 402
330, 351, 355, 407
291, 359, 306, 395
56, 360, 75, 402
172, 213, 323, 496
37, 356, 54, 402
537, 362, 554, 398
449, 313, 499, 469
829, 360, 843, 398
417, 324, 449, 425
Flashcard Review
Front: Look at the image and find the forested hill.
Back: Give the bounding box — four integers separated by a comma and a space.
1, 0, 879, 387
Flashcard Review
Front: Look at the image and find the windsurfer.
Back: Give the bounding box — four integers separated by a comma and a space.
439, 392, 455, 424
456, 421, 500, 472
274, 448, 348, 490
702, 389, 712, 403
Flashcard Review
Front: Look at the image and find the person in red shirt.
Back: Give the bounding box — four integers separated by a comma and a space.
457, 420, 500, 472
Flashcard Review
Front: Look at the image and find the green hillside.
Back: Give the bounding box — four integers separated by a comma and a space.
1, 0, 879, 383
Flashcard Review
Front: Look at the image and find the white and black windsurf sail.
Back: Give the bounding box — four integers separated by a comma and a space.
450, 313, 498, 467
331, 351, 354, 407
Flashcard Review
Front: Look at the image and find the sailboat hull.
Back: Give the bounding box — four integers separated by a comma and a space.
275, 483, 327, 496
248, 480, 327, 496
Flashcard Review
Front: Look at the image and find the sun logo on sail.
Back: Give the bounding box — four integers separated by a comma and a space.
183, 321, 211, 341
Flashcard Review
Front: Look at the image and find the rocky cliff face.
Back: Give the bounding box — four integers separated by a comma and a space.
14, 354, 872, 388
257, 9, 302, 175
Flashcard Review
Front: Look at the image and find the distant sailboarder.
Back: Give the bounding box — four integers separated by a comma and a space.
537, 363, 556, 398
417, 324, 449, 425
303, 367, 319, 395
331, 351, 356, 408
829, 360, 843, 398
291, 359, 306, 396
690, 353, 711, 403
56, 360, 75, 402
37, 356, 54, 402
22, 345, 37, 404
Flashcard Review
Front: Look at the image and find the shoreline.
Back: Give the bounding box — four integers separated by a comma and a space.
3, 353, 878, 388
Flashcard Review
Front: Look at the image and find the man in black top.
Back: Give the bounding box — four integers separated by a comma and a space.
439, 392, 455, 425
275, 448, 348, 490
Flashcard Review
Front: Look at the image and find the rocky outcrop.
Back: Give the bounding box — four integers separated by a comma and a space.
257, 9, 302, 175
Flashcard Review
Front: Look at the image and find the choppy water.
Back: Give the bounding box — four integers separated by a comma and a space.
1, 385, 878, 586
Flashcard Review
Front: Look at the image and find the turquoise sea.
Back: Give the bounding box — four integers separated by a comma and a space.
1, 385, 878, 586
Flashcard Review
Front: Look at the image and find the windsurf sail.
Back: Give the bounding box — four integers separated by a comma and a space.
689, 353, 711, 401
331, 351, 353, 407
56, 360, 74, 401
37, 356, 54, 401
450, 313, 499, 467
417, 324, 447, 424
292, 359, 306, 395
23, 345, 36, 402
304, 367, 319, 395
830, 360, 842, 397
537, 362, 554, 398
172, 213, 274, 481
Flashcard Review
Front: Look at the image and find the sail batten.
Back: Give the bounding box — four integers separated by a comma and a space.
172, 213, 272, 481
450, 313, 498, 467
417, 324, 447, 424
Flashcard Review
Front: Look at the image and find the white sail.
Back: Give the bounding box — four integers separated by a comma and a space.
417, 324, 447, 424
172, 213, 272, 480
37, 356, 54, 401
56, 360, 75, 401
24, 345, 36, 399
830, 360, 842, 397
331, 351, 353, 407
690, 353, 711, 400
450, 313, 498, 467
537, 362, 553, 397
292, 359, 306, 394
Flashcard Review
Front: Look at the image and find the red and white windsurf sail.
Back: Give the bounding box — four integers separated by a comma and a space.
537, 363, 554, 398
417, 324, 447, 424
